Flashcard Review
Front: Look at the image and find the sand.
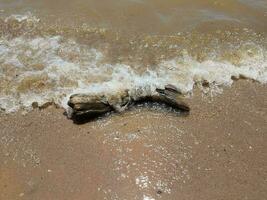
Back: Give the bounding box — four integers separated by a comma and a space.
0, 80, 266, 200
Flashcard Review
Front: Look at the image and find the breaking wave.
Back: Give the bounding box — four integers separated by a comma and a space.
0, 14, 266, 113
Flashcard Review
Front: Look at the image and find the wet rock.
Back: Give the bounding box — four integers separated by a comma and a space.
156, 190, 163, 195
32, 102, 39, 109
32, 101, 58, 110
68, 84, 190, 120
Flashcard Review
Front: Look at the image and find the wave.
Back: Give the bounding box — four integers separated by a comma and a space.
0, 15, 266, 113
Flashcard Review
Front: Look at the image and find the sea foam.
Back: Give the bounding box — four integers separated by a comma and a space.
0, 33, 266, 113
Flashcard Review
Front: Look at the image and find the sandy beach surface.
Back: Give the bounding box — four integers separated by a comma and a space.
0, 80, 266, 200
1, 0, 267, 199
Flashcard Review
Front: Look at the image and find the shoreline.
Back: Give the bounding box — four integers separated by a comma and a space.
0, 80, 266, 200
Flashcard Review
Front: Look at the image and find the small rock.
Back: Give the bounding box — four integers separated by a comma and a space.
157, 190, 163, 195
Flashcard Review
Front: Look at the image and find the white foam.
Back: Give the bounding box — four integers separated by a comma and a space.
4, 13, 40, 23
143, 195, 155, 200
0, 35, 266, 113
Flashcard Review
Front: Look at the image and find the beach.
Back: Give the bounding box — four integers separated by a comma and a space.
1, 80, 266, 200
0, 0, 267, 199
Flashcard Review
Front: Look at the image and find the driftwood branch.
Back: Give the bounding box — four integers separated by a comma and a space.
68, 84, 190, 120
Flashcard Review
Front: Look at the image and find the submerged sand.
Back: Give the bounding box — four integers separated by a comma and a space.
0, 80, 266, 200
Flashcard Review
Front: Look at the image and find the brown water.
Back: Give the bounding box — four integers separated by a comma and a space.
0, 0, 266, 112
1, 0, 267, 33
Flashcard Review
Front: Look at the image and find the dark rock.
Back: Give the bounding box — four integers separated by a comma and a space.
156, 190, 163, 195
32, 102, 39, 109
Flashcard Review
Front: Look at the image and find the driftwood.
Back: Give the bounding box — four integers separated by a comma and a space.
68, 84, 190, 119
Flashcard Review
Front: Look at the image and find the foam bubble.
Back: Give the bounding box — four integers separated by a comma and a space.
143, 195, 155, 200
4, 12, 40, 23
0, 34, 266, 113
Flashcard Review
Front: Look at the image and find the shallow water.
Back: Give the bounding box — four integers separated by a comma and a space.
0, 0, 266, 112
1, 0, 267, 33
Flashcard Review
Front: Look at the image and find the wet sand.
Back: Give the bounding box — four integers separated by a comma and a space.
0, 80, 266, 200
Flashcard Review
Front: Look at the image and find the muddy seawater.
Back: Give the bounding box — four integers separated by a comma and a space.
0, 0, 266, 112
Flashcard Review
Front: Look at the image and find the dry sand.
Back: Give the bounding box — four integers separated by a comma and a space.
0, 80, 266, 200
